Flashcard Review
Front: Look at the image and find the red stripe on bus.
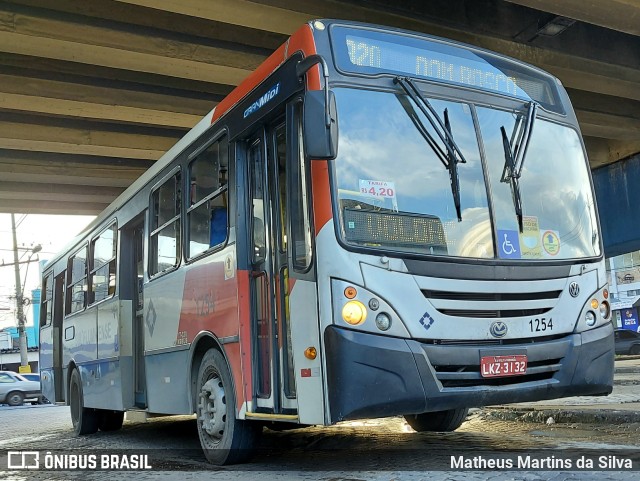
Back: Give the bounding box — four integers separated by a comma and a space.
236, 269, 253, 408
178, 260, 239, 341
211, 24, 319, 124
311, 160, 332, 235
286, 24, 321, 91
222, 342, 245, 411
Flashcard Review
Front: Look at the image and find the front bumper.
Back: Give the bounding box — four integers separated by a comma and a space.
324, 323, 614, 423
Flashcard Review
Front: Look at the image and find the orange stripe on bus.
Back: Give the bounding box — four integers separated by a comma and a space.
212, 24, 319, 124
311, 160, 332, 235
236, 269, 253, 408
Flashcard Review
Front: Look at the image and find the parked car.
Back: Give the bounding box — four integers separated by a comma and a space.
614, 329, 640, 355
0, 371, 43, 406
17, 373, 50, 404
19, 373, 40, 382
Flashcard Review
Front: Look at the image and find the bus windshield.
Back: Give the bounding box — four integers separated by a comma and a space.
332, 87, 601, 261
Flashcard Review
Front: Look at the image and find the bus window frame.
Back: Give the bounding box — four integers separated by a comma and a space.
65, 243, 89, 316
185, 131, 231, 262
88, 220, 118, 307
288, 98, 315, 275
40, 271, 54, 327
148, 166, 183, 279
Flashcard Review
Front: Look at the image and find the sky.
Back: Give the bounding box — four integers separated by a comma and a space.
0, 214, 95, 330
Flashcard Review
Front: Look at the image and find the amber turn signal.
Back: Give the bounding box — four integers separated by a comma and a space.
304, 347, 317, 360
344, 286, 357, 299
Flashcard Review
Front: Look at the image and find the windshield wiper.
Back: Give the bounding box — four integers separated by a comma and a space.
394, 76, 467, 222
500, 101, 537, 233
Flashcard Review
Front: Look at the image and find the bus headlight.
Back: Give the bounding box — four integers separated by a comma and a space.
342, 300, 367, 325
599, 301, 610, 319
585, 311, 597, 327
375, 312, 392, 331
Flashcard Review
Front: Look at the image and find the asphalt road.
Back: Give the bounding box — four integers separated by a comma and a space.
1, 403, 639, 480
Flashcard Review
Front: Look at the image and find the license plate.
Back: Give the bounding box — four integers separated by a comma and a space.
480, 355, 527, 378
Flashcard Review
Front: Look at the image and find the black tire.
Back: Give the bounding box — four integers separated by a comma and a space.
99, 410, 125, 431
630, 345, 640, 355
69, 369, 99, 435
196, 348, 260, 465
405, 407, 469, 432
6, 391, 24, 407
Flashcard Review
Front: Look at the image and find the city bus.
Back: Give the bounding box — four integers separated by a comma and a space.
39, 19, 614, 464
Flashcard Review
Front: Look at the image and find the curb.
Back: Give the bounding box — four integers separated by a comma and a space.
480, 407, 640, 424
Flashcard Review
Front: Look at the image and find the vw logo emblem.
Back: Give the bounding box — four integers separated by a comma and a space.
569, 282, 580, 298
490, 321, 508, 338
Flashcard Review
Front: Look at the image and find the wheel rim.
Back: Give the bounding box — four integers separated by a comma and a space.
198, 375, 227, 444
8, 393, 22, 405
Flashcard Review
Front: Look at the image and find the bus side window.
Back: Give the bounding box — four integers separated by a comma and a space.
90, 223, 117, 304
40, 272, 53, 327
150, 171, 181, 275
187, 135, 229, 259
290, 109, 313, 271
66, 246, 88, 315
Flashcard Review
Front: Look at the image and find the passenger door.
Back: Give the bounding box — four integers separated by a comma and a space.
247, 118, 297, 415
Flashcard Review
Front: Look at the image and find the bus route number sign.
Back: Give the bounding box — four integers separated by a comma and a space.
480, 354, 527, 378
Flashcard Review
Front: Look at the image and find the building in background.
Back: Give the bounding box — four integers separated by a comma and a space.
0, 288, 40, 372
607, 251, 640, 331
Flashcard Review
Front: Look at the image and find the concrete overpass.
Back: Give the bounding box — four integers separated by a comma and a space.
0, 0, 639, 218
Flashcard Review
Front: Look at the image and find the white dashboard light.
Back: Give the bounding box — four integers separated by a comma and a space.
375, 312, 392, 331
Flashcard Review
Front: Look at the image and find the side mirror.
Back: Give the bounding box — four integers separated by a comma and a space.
296, 54, 338, 160
303, 89, 338, 159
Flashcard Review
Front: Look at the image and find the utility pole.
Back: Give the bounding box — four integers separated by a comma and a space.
11, 213, 30, 370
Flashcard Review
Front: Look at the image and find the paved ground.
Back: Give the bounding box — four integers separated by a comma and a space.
0, 358, 639, 480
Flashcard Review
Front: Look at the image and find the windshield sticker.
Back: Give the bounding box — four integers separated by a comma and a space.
542, 230, 561, 256
359, 179, 396, 199
498, 230, 521, 259
519, 216, 542, 259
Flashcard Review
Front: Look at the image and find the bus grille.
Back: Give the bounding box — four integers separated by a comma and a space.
422, 289, 562, 318
420, 334, 572, 388
433, 358, 562, 388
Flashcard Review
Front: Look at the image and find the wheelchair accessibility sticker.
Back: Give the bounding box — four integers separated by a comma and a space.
498, 230, 521, 259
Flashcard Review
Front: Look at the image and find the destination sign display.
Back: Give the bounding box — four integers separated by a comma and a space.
331, 26, 561, 111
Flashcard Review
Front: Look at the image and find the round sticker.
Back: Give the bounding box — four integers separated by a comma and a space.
542, 231, 560, 256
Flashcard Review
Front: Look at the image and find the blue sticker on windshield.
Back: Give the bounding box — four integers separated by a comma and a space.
498, 230, 521, 259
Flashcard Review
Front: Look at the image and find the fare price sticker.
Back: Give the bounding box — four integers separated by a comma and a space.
359, 179, 396, 199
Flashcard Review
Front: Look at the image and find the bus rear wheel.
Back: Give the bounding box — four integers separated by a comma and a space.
404, 407, 469, 432
196, 348, 260, 465
69, 369, 99, 435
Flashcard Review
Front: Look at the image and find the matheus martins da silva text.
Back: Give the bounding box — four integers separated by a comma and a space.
451, 455, 633, 470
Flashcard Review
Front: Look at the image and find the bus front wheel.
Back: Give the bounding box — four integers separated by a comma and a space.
404, 407, 469, 432
195, 348, 260, 465
69, 369, 99, 435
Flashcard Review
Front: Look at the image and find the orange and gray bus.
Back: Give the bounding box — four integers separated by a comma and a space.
39, 19, 613, 464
